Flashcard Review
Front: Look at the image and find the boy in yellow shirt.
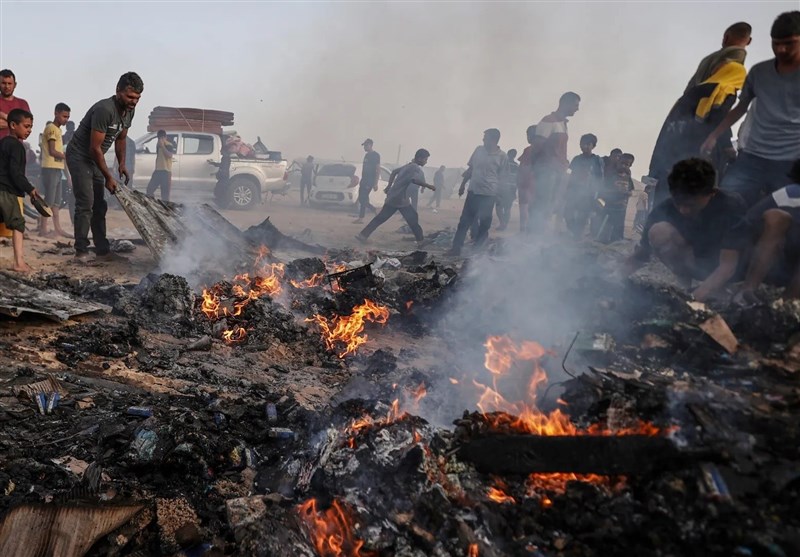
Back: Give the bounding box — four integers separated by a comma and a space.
39, 103, 70, 237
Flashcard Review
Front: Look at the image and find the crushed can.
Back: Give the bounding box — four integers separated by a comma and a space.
268, 427, 294, 441
46, 392, 60, 414
35, 393, 47, 415
265, 402, 278, 423
127, 406, 153, 418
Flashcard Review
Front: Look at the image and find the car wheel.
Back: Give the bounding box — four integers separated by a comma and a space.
228, 177, 259, 210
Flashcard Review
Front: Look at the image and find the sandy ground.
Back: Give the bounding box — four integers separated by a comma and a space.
1, 187, 643, 281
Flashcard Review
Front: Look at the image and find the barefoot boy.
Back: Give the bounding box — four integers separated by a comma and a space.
0, 108, 41, 272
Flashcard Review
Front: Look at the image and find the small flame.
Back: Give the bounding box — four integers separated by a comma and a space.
308, 300, 390, 358
405, 300, 414, 311
290, 273, 326, 289
468, 544, 479, 557
487, 486, 516, 504
298, 499, 376, 557
526, 472, 625, 497
222, 326, 247, 344
449, 377, 459, 385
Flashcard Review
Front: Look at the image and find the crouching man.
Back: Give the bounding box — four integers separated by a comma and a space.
626, 158, 747, 302
735, 159, 800, 303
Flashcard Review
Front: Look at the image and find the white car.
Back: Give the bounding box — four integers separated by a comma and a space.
308, 162, 391, 209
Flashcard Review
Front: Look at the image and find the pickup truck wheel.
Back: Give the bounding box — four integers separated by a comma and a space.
229, 177, 259, 210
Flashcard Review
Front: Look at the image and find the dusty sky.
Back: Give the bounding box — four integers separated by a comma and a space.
0, 1, 794, 177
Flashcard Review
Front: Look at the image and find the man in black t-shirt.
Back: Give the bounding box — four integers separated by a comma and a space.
353, 138, 380, 223
734, 159, 800, 302
627, 158, 748, 302
66, 72, 142, 261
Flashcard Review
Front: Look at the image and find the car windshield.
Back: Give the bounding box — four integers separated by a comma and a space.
317, 164, 355, 177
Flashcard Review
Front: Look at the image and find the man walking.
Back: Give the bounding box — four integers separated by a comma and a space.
67, 72, 143, 261
446, 129, 509, 256
146, 130, 174, 202
701, 11, 800, 206
528, 92, 581, 232
355, 148, 432, 245
0, 69, 30, 140
353, 138, 380, 223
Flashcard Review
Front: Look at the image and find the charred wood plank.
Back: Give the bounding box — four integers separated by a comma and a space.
459, 434, 689, 476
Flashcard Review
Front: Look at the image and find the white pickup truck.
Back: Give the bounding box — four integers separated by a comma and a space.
130, 131, 289, 210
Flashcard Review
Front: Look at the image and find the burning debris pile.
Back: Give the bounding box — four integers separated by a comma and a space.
1, 242, 799, 557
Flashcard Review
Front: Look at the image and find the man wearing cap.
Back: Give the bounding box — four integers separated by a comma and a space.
353, 138, 380, 223
355, 148, 432, 245
446, 129, 509, 256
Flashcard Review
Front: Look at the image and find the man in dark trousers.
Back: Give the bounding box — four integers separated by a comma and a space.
353, 138, 380, 223
355, 148, 432, 246
66, 72, 143, 262
446, 128, 509, 256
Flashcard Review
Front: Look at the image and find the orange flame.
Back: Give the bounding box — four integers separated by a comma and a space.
222, 326, 247, 344
468, 544, 479, 557
487, 486, 516, 504
298, 499, 376, 557
476, 335, 667, 437
526, 472, 625, 497
308, 300, 390, 358
290, 273, 326, 289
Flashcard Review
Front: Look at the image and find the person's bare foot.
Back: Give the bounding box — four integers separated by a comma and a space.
38, 231, 57, 239
56, 230, 73, 239
352, 219, 364, 224
12, 262, 33, 273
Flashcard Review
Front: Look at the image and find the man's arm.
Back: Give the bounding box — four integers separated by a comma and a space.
692, 249, 740, 302
411, 179, 435, 191
700, 101, 749, 154
6, 142, 37, 197
47, 138, 65, 161
115, 129, 130, 186
385, 167, 401, 192
458, 167, 472, 196
372, 157, 381, 191
0, 112, 7, 130
89, 129, 117, 192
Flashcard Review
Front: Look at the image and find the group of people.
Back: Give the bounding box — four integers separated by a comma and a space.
0, 70, 144, 271
630, 11, 800, 303
2, 10, 799, 306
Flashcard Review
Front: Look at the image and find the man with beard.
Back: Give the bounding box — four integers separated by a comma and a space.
67, 72, 143, 262
0, 69, 30, 140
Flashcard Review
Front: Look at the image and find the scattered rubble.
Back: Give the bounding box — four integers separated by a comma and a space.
0, 240, 798, 557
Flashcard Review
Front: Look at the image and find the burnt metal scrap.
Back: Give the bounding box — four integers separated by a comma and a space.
0, 271, 110, 321
0, 244, 799, 556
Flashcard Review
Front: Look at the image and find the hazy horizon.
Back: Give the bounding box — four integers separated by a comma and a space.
0, 1, 794, 178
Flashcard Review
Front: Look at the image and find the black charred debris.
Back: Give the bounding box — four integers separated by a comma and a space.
0, 245, 799, 557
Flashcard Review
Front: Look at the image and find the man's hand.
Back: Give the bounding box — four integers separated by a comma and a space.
118, 165, 130, 185
29, 188, 41, 201
700, 134, 718, 156
692, 284, 712, 303
105, 176, 118, 194
372, 184, 378, 192
458, 186, 465, 197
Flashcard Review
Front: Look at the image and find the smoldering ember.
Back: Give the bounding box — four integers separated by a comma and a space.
2, 4, 800, 557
